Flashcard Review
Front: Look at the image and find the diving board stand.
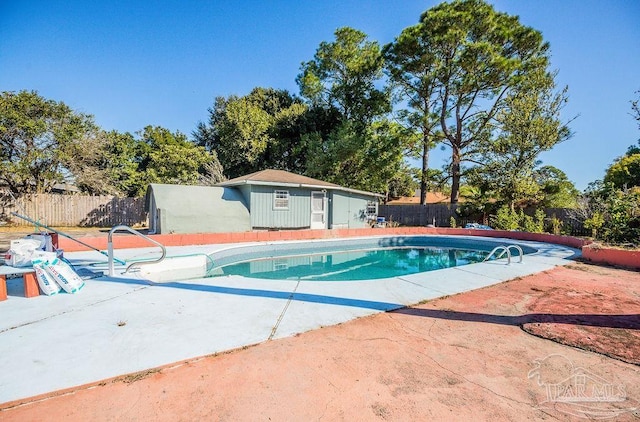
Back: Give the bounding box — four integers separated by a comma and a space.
0, 265, 39, 301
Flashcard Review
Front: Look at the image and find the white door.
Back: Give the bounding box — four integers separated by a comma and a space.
310, 191, 326, 229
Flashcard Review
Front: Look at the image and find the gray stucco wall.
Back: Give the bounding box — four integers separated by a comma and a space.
330, 191, 374, 229
147, 184, 251, 234
236, 185, 252, 208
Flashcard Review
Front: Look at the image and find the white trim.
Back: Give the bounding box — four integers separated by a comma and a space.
310, 191, 327, 229
273, 190, 289, 210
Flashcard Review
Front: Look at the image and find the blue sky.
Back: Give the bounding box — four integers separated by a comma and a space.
1, 0, 638, 191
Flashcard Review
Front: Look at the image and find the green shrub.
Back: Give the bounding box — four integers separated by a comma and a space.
492, 206, 545, 233
600, 189, 640, 244
580, 183, 640, 245
532, 208, 546, 233
491, 206, 520, 231
584, 211, 604, 238
547, 214, 563, 235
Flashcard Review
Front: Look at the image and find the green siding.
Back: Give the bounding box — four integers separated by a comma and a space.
250, 186, 311, 229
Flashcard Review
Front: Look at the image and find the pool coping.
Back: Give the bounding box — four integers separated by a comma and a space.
0, 235, 579, 407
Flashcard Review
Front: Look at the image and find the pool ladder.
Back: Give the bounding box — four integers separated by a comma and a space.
107, 225, 167, 276
483, 245, 523, 264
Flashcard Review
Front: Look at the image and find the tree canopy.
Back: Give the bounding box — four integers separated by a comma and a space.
385, 0, 554, 204
297, 27, 390, 130
0, 90, 222, 197
535, 166, 580, 208
466, 73, 573, 209
95, 126, 221, 197
296, 27, 411, 195
604, 147, 640, 189
197, 28, 415, 196
194, 88, 310, 179
0, 90, 97, 194
603, 92, 640, 190
3, 1, 583, 207
384, 18, 443, 205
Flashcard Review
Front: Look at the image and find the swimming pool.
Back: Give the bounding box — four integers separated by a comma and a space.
204, 236, 536, 282
211, 247, 489, 281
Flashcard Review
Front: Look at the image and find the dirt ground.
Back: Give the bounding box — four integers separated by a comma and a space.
2, 261, 639, 421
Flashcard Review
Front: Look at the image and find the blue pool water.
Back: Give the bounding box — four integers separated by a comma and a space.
212, 247, 490, 281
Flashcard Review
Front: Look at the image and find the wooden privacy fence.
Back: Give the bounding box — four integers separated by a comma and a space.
379, 204, 466, 227
379, 204, 589, 236
1, 194, 147, 227
542, 208, 590, 237
0, 193, 587, 234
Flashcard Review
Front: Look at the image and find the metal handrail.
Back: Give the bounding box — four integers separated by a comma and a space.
506, 245, 524, 263
483, 244, 524, 265
107, 225, 166, 276
484, 245, 512, 264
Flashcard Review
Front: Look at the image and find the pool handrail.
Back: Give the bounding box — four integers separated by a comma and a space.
484, 244, 524, 264
507, 245, 524, 263
107, 225, 167, 276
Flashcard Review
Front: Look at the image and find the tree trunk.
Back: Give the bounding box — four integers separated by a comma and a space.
450, 146, 460, 204
420, 136, 429, 205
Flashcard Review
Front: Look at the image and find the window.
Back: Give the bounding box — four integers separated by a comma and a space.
273, 258, 289, 271
274, 190, 289, 209
366, 200, 377, 217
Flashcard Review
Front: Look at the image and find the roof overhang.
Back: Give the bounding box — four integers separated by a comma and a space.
218, 179, 385, 199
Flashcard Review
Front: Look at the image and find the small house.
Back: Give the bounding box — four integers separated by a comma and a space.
146, 170, 383, 234
218, 169, 383, 231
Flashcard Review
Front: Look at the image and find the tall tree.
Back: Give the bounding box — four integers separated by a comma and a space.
304, 119, 408, 194
63, 129, 121, 195
416, 0, 551, 204
603, 92, 640, 189
90, 127, 224, 197
137, 126, 217, 192
604, 154, 640, 189
384, 23, 441, 205
0, 90, 97, 194
297, 27, 413, 193
297, 27, 390, 132
194, 88, 308, 178
466, 73, 572, 209
92, 130, 148, 197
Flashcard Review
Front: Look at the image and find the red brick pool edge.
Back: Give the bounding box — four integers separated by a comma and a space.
582, 243, 640, 269
57, 227, 639, 270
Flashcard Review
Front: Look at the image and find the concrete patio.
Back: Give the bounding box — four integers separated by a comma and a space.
0, 236, 579, 406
